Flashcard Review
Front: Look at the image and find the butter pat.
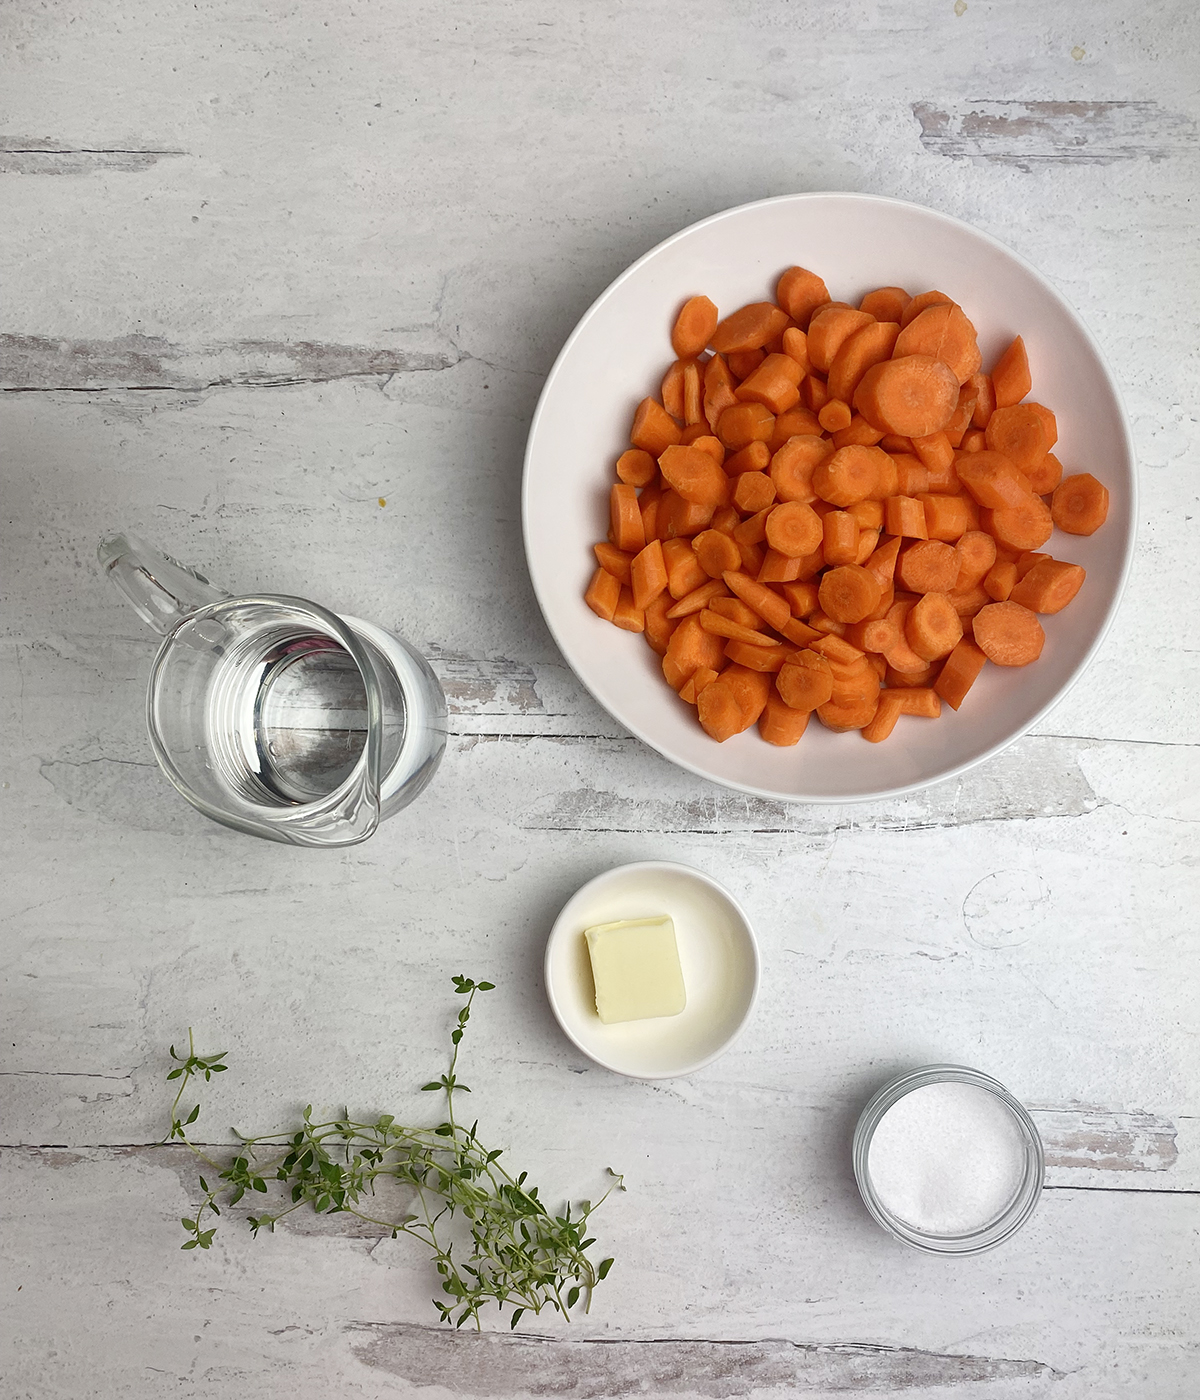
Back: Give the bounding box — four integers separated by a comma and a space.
583, 916, 686, 1024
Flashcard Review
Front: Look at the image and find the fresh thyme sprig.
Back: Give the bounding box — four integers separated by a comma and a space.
165, 976, 622, 1329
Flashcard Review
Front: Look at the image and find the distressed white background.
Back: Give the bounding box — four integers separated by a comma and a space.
2, 2, 1199, 1397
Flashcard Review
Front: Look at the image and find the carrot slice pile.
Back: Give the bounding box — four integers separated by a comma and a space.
584, 268, 1110, 745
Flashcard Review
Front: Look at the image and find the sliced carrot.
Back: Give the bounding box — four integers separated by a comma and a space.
948, 582, 991, 618
658, 444, 731, 508
906, 592, 963, 661
682, 361, 703, 426
967, 371, 995, 430
973, 600, 1045, 667
593, 541, 634, 585
984, 404, 1052, 473
759, 692, 811, 745
1009, 558, 1086, 614
610, 482, 646, 552
715, 402, 775, 451
767, 435, 826, 504
809, 634, 865, 667
1014, 550, 1048, 580
658, 489, 714, 540
692, 528, 742, 578
944, 383, 978, 449
955, 450, 1037, 509
709, 596, 765, 629
884, 495, 928, 539
897, 540, 959, 593
776, 652, 834, 710
807, 307, 875, 373
960, 428, 986, 452
827, 319, 902, 405
710, 303, 790, 354
726, 639, 794, 673
678, 673, 701, 705
776, 266, 831, 327
780, 580, 820, 617
737, 539, 765, 575
757, 548, 805, 583
631, 538, 668, 609
910, 431, 955, 477
818, 564, 883, 624
895, 687, 941, 718
807, 610, 846, 636
679, 423, 711, 445
863, 535, 902, 586
662, 613, 725, 690
1025, 450, 1063, 496
643, 591, 678, 656
662, 536, 708, 598
853, 355, 960, 437
720, 572, 792, 633
899, 289, 953, 327
867, 452, 900, 501
817, 692, 880, 733
735, 352, 806, 414
639, 479, 663, 545
984, 559, 1018, 601
1051, 474, 1109, 536
845, 616, 902, 654
891, 455, 930, 497
615, 448, 658, 488
672, 295, 719, 358
732, 471, 776, 514
703, 355, 740, 432
934, 639, 986, 709
721, 442, 769, 477
720, 663, 773, 725
831, 415, 886, 449
821, 510, 859, 566
811, 443, 882, 506
879, 434, 913, 454
732, 507, 772, 547
919, 492, 973, 542
765, 501, 825, 558
991, 335, 1031, 408
848, 498, 885, 532
665, 578, 728, 618
696, 678, 747, 741
894, 302, 981, 384
781, 615, 822, 646
859, 286, 911, 322
767, 406, 822, 452
585, 567, 620, 621
661, 360, 687, 420
861, 690, 905, 742
802, 374, 830, 413
631, 397, 682, 456
687, 435, 726, 467
611, 587, 645, 633
817, 399, 853, 433
982, 496, 1053, 552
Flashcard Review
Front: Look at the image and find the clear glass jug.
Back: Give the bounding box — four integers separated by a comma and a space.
99, 533, 446, 847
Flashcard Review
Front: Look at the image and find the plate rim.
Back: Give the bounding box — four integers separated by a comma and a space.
542, 859, 761, 1080
522, 191, 1138, 804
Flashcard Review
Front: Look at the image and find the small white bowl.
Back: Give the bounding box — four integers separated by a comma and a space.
544, 861, 759, 1079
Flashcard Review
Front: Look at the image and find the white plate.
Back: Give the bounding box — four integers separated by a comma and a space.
544, 861, 759, 1079
522, 192, 1136, 802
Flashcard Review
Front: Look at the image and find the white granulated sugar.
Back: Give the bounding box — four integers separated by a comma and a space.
867, 1082, 1027, 1236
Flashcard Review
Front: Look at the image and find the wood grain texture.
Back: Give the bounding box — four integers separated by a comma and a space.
1, 0, 1198, 1395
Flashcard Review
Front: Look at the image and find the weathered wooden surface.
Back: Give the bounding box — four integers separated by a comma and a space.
2, 1, 1198, 1396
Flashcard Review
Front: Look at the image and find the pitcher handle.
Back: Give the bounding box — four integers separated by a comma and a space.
98, 532, 230, 635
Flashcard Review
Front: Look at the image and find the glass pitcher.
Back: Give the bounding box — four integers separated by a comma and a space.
99, 533, 446, 847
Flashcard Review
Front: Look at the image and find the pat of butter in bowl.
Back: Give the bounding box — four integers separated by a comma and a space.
583, 916, 686, 1024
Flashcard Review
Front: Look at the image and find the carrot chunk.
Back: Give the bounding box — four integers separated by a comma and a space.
732, 471, 777, 514
884, 495, 929, 539
776, 652, 834, 710
984, 404, 1052, 473
658, 444, 731, 508
807, 307, 875, 373
710, 303, 790, 354
662, 536, 708, 598
593, 541, 634, 585
894, 302, 981, 384
692, 528, 742, 579
981, 496, 1053, 552
615, 448, 658, 487
715, 402, 776, 450
897, 539, 959, 594
735, 352, 806, 414
776, 266, 831, 327
827, 320, 902, 404
662, 614, 725, 690
973, 601, 1045, 667
1051, 474, 1109, 536
818, 564, 883, 624
991, 335, 1032, 408
905, 592, 963, 661
672, 295, 719, 359
642, 591, 677, 656
611, 587, 645, 633
934, 639, 987, 709
1025, 450, 1063, 496
859, 286, 911, 322
1009, 558, 1086, 614
770, 435, 830, 503
722, 571, 792, 632
767, 406, 822, 451
853, 355, 960, 437
665, 578, 728, 618
703, 355, 740, 432
955, 451, 1038, 509
765, 501, 825, 558
861, 690, 905, 743
919, 492, 973, 543
895, 687, 942, 718
631, 538, 668, 610
813, 443, 884, 506
899, 290, 953, 327
759, 692, 811, 745
696, 679, 747, 741
585, 567, 620, 622
631, 397, 682, 456
983, 559, 1018, 601
610, 482, 646, 552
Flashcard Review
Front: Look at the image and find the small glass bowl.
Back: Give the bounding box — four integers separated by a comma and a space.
852, 1064, 1044, 1255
